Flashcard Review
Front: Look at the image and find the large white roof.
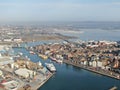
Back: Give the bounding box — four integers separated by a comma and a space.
15, 68, 34, 78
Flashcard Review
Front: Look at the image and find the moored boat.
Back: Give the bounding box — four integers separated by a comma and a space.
29, 51, 35, 54
50, 56, 63, 63
38, 54, 48, 60
56, 60, 63, 63
49, 56, 57, 62
45, 63, 56, 72
38, 60, 42, 66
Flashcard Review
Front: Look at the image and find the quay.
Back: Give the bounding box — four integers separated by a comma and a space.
63, 60, 120, 80
109, 86, 117, 90
31, 40, 120, 81
32, 73, 54, 90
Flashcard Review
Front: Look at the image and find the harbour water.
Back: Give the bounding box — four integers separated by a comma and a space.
14, 29, 120, 90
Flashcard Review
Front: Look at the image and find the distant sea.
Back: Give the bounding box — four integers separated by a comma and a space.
63, 29, 120, 41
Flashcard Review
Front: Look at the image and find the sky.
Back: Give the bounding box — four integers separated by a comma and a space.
0, 0, 120, 22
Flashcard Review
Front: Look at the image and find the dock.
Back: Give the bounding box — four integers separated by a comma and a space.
31, 73, 54, 90
63, 60, 120, 80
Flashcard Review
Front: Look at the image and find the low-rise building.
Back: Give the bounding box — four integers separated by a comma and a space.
15, 68, 36, 78
3, 38, 12, 42
1, 80, 19, 90
0, 56, 14, 65
13, 38, 22, 42
97, 60, 103, 68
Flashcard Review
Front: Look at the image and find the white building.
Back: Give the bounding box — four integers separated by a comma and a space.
0, 70, 3, 76
97, 61, 103, 67
15, 68, 36, 78
89, 61, 92, 66
92, 61, 97, 67
83, 61, 87, 65
0, 56, 14, 65
13, 38, 22, 42
3, 38, 12, 42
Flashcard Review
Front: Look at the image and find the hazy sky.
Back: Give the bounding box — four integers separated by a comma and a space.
0, 0, 120, 22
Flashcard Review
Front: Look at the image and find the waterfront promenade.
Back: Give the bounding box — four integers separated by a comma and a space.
63, 60, 120, 80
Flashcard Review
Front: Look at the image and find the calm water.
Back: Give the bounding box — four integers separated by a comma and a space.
79, 29, 120, 41
63, 29, 120, 41
14, 29, 120, 90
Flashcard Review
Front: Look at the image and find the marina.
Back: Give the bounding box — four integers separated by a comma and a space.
13, 39, 120, 90
0, 25, 120, 90
1, 0, 120, 89
30, 39, 120, 80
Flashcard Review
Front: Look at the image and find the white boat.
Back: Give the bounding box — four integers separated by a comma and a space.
50, 57, 63, 63
29, 51, 35, 54
18, 52, 23, 56
38, 60, 42, 66
45, 63, 56, 72
49, 56, 57, 62
56, 60, 63, 63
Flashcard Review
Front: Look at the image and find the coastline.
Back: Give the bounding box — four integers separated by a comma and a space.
63, 60, 120, 80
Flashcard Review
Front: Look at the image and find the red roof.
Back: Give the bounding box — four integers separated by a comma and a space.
1, 80, 7, 83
